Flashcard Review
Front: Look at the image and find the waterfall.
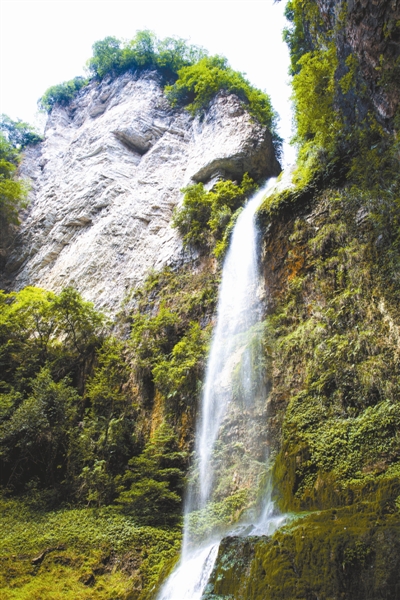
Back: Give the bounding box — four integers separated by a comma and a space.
157, 179, 284, 600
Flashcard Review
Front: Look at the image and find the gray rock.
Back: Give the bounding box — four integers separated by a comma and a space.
4, 70, 280, 314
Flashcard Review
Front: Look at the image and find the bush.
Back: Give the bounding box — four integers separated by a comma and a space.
0, 133, 28, 228
117, 423, 186, 526
0, 286, 107, 494
172, 173, 257, 255
166, 56, 281, 151
38, 76, 89, 113
0, 114, 42, 149
86, 31, 206, 80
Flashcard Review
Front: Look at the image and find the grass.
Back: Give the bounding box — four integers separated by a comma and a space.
0, 496, 181, 600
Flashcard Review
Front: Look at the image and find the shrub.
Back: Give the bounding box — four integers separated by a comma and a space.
38, 76, 89, 113
0, 133, 28, 227
0, 114, 42, 149
172, 173, 257, 255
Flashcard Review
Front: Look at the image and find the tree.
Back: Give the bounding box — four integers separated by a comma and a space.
0, 133, 28, 228
87, 36, 123, 78
117, 423, 186, 525
38, 77, 88, 113
0, 114, 42, 149
0, 368, 79, 491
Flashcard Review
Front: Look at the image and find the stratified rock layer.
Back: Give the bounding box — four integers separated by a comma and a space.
4, 70, 280, 312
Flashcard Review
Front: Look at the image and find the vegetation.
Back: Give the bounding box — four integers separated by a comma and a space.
37, 31, 281, 153
0, 260, 220, 597
126, 263, 219, 421
165, 55, 280, 150
3, 2, 400, 596
117, 423, 186, 526
0, 115, 42, 234
256, 1, 400, 517
204, 504, 400, 599
0, 114, 42, 149
203, 4, 400, 596
0, 134, 28, 228
172, 173, 257, 258
260, 188, 400, 511
282, 0, 400, 191
38, 76, 89, 113
86, 31, 206, 80
0, 495, 180, 599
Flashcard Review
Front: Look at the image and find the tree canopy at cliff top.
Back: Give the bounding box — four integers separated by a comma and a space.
38, 30, 281, 154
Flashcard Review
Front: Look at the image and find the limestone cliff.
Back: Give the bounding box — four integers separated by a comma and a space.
3, 69, 279, 313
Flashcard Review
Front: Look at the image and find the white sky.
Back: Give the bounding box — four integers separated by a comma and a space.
0, 0, 295, 165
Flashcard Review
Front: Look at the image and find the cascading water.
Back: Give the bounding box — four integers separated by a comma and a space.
158, 179, 284, 600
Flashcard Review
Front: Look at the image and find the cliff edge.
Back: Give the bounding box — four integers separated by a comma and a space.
3, 69, 279, 313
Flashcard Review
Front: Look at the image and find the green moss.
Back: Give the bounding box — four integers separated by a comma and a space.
265, 188, 400, 511
186, 489, 251, 544
291, 43, 340, 185
284, 1, 400, 190
205, 506, 400, 599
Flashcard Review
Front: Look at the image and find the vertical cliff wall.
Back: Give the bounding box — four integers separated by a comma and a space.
204, 2, 400, 598
3, 69, 279, 313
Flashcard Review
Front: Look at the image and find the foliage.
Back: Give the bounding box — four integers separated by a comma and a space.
0, 495, 181, 599
38, 76, 89, 113
291, 43, 340, 184
165, 56, 280, 138
117, 423, 186, 526
0, 367, 79, 492
0, 114, 42, 149
152, 322, 206, 401
127, 264, 219, 421
283, 0, 322, 76
204, 504, 400, 600
187, 489, 250, 543
284, 0, 400, 190
0, 133, 28, 228
39, 31, 280, 154
0, 261, 219, 519
259, 186, 400, 511
0, 286, 106, 393
39, 31, 206, 112
172, 173, 256, 256
86, 31, 206, 80
0, 287, 110, 496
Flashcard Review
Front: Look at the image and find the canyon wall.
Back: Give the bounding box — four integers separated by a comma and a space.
3, 70, 279, 313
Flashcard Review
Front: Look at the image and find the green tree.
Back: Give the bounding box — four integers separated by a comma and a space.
0, 286, 106, 395
0, 114, 42, 149
172, 173, 257, 254
0, 368, 79, 491
117, 423, 186, 525
0, 133, 28, 228
38, 76, 88, 113
165, 55, 280, 148
87, 36, 123, 78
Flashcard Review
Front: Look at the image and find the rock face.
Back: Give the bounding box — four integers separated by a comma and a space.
3, 70, 280, 313
317, 0, 400, 130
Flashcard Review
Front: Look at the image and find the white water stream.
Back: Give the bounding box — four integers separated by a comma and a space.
158, 179, 284, 600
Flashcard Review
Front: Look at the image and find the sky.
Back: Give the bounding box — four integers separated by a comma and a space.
0, 0, 295, 165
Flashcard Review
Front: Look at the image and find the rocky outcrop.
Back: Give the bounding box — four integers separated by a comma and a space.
3, 70, 280, 313
317, 0, 400, 130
